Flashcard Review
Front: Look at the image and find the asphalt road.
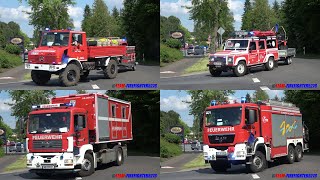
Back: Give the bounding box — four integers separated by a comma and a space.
161, 154, 320, 180
160, 57, 320, 90
0, 65, 159, 90
0, 156, 160, 180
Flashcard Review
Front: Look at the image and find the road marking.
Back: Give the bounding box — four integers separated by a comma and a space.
252, 78, 260, 83
0, 77, 14, 79
161, 166, 174, 169
260, 86, 270, 90
75, 177, 82, 180
160, 71, 176, 74
91, 84, 100, 89
252, 174, 260, 179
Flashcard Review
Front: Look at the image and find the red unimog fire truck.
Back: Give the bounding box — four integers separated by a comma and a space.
201, 98, 309, 173
25, 93, 132, 177
207, 31, 280, 77
25, 28, 136, 86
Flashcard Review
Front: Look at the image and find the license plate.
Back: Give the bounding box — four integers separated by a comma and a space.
42, 165, 54, 169
213, 62, 222, 66
216, 151, 227, 156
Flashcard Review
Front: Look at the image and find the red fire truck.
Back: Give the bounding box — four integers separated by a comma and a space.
25, 29, 136, 86
201, 98, 309, 173
207, 31, 280, 77
25, 93, 132, 177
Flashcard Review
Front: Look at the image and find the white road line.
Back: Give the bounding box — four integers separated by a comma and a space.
75, 177, 82, 180
161, 166, 174, 169
252, 174, 260, 179
252, 78, 260, 83
160, 71, 176, 74
260, 86, 270, 90
0, 77, 15, 80
91, 84, 100, 89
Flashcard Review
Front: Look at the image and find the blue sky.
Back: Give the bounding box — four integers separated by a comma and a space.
160, 90, 284, 127
160, 0, 283, 32
0, 0, 124, 37
0, 90, 106, 129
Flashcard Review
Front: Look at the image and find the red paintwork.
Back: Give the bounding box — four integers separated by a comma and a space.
27, 93, 132, 153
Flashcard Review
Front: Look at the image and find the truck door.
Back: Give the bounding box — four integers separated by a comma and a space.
69, 33, 87, 61
245, 107, 261, 137
248, 41, 258, 65
74, 114, 89, 147
258, 40, 266, 63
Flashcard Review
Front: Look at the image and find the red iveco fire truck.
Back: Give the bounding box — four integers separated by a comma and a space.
207, 30, 280, 77
201, 98, 309, 173
25, 93, 132, 177
25, 28, 136, 86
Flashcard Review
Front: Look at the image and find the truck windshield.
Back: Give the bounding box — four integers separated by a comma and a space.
205, 107, 242, 126
40, 32, 70, 46
28, 112, 70, 133
225, 40, 249, 50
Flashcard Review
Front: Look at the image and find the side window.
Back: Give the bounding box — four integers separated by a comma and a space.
267, 40, 276, 48
259, 41, 265, 49
72, 34, 83, 44
74, 114, 86, 128
122, 107, 126, 119
112, 105, 116, 118
245, 109, 258, 123
249, 41, 256, 50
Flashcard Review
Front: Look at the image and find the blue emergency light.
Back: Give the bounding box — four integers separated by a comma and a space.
45, 27, 50, 31
67, 27, 72, 30
248, 31, 254, 36
241, 97, 246, 103
211, 100, 217, 106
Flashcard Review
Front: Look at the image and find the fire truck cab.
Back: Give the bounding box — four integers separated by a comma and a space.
201, 98, 308, 173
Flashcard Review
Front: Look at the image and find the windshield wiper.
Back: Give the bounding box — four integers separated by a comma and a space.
36, 128, 45, 134
51, 127, 61, 133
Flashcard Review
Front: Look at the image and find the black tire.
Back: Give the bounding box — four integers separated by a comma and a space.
285, 57, 292, 65
294, 145, 303, 162
78, 153, 95, 177
31, 70, 51, 85
59, 64, 80, 86
265, 57, 275, 71
114, 148, 124, 166
209, 68, 222, 77
80, 70, 90, 81
35, 173, 53, 178
210, 162, 228, 172
233, 61, 247, 77
103, 60, 118, 79
286, 145, 295, 164
132, 64, 136, 71
247, 151, 267, 173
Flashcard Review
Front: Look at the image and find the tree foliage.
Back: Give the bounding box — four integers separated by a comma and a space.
245, 93, 252, 103
0, 21, 30, 50
81, 5, 92, 35
160, 110, 190, 136
241, 0, 252, 30
252, 90, 269, 102
284, 91, 320, 149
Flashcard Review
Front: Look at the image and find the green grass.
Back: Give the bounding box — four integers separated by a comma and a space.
0, 50, 23, 69
182, 154, 209, 169
23, 72, 31, 80
184, 57, 209, 74
4, 156, 27, 172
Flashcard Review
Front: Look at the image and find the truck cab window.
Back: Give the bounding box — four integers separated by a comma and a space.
259, 41, 265, 49
112, 105, 116, 118
249, 41, 256, 50
122, 107, 126, 119
245, 109, 258, 123
74, 114, 86, 129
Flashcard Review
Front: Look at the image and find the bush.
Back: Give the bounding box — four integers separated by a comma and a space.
160, 138, 182, 158
165, 39, 182, 49
5, 44, 21, 55
160, 44, 183, 64
0, 50, 22, 69
164, 133, 181, 144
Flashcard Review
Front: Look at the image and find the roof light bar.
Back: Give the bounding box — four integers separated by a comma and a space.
31, 103, 75, 109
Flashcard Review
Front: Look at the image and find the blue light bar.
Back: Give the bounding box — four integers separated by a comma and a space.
241, 97, 246, 103
248, 31, 254, 36
211, 100, 216, 106
45, 27, 50, 31
67, 27, 72, 30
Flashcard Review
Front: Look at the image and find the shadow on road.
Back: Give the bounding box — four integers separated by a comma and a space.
17, 171, 77, 179
194, 165, 247, 175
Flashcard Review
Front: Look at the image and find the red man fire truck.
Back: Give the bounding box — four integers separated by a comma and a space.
201, 98, 309, 173
25, 28, 136, 86
25, 93, 132, 177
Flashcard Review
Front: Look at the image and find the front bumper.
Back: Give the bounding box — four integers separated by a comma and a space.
203, 144, 247, 162
207, 61, 233, 71
25, 63, 67, 72
27, 153, 78, 170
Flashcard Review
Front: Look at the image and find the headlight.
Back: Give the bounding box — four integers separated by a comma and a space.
64, 159, 73, 164
228, 57, 233, 63
210, 57, 214, 61
25, 64, 31, 68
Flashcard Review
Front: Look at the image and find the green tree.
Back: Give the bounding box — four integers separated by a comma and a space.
112, 7, 120, 18
273, 95, 280, 101
81, 5, 92, 35
245, 93, 252, 103
90, 0, 115, 37
241, 0, 252, 30
252, 90, 269, 102
250, 0, 275, 30
0, 115, 13, 139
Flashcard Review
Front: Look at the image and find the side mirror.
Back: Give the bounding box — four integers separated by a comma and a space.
248, 110, 255, 124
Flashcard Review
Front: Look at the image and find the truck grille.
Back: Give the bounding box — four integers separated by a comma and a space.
208, 134, 235, 144
33, 140, 62, 149
214, 57, 226, 65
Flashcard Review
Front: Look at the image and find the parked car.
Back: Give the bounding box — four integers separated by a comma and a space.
194, 46, 205, 55
191, 141, 200, 150
16, 142, 23, 152
9, 143, 17, 152
187, 46, 195, 55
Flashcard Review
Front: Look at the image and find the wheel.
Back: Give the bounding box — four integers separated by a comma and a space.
80, 70, 90, 81
265, 57, 274, 71
285, 57, 292, 65
233, 61, 247, 77
35, 173, 53, 177
31, 70, 51, 85
78, 153, 95, 177
210, 162, 228, 172
286, 145, 295, 164
209, 68, 222, 77
247, 151, 267, 173
131, 64, 136, 71
294, 145, 303, 162
103, 60, 118, 79
59, 64, 80, 86
114, 148, 124, 166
